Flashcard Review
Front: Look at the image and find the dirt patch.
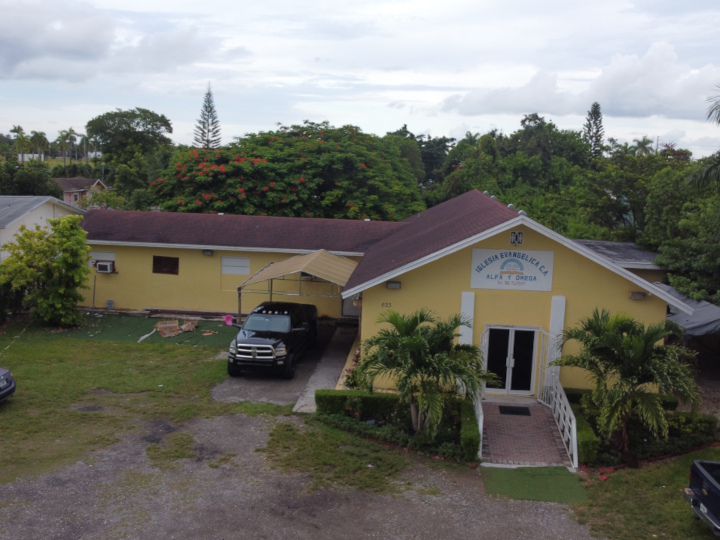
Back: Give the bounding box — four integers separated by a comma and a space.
0, 413, 594, 540
141, 419, 178, 444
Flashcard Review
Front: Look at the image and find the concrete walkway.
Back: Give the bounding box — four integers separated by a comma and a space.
481, 399, 572, 467
293, 325, 357, 413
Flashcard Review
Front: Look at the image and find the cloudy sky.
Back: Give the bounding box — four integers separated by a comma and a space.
1, 0, 719, 156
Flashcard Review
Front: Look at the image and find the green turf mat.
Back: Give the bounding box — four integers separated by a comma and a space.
482, 466, 587, 503
58, 314, 238, 348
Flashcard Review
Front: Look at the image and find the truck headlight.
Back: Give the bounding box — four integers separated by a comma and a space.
275, 346, 287, 356
229, 340, 237, 354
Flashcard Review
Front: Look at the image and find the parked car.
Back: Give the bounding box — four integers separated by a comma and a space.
684, 460, 720, 536
0, 367, 15, 403
227, 301, 318, 380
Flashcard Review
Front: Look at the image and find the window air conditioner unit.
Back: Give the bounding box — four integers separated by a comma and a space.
96, 261, 115, 273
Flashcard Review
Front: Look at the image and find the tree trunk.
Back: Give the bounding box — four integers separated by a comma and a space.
615, 425, 637, 468
410, 402, 419, 432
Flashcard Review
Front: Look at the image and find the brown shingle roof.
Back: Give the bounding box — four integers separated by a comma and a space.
82, 209, 406, 254
344, 190, 521, 291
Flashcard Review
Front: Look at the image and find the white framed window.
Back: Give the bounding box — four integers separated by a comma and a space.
222, 257, 250, 275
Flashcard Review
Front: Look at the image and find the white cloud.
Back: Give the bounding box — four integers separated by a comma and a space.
443, 42, 720, 122
0, 0, 114, 78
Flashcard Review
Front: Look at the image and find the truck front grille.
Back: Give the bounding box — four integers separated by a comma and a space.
236, 344, 275, 360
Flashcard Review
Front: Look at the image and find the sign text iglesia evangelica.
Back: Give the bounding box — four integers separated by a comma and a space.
471, 249, 554, 291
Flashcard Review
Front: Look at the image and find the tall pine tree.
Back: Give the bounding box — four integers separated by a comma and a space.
193, 84, 222, 149
583, 102, 605, 160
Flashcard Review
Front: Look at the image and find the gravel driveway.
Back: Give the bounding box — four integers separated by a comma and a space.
0, 411, 594, 540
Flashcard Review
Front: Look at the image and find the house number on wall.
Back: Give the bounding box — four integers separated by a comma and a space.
381, 303, 392, 308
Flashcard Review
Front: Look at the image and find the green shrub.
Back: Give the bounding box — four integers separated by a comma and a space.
315, 389, 410, 427
572, 404, 601, 465
0, 282, 24, 324
314, 390, 480, 463
658, 394, 679, 411
564, 387, 591, 404
573, 401, 717, 465
315, 413, 411, 447
564, 388, 679, 411
460, 400, 480, 462
628, 412, 718, 460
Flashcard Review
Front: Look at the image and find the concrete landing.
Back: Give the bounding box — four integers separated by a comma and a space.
293, 325, 357, 413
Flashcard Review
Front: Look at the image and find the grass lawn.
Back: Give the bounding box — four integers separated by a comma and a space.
4, 313, 719, 538
0, 316, 288, 484
575, 448, 720, 539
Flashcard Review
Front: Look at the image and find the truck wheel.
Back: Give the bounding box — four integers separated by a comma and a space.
227, 363, 243, 377
281, 355, 295, 380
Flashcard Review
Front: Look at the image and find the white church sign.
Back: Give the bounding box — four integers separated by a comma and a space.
471, 249, 554, 291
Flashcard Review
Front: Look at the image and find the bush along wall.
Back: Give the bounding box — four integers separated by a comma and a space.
571, 404, 601, 466
314, 389, 480, 463
572, 398, 718, 466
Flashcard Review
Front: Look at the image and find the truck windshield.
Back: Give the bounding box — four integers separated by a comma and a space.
243, 314, 291, 333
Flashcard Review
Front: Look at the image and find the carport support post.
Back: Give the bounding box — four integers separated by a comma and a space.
269, 278, 273, 302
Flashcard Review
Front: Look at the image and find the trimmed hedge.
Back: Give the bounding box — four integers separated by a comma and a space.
314, 389, 481, 463
315, 389, 411, 427
628, 411, 718, 460
571, 404, 601, 465
459, 399, 481, 462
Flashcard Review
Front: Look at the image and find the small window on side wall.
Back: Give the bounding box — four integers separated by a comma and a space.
153, 256, 179, 275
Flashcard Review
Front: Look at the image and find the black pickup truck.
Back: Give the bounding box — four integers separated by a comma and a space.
684, 460, 720, 535
227, 301, 318, 380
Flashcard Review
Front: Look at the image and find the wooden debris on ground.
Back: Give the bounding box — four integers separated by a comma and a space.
155, 319, 199, 338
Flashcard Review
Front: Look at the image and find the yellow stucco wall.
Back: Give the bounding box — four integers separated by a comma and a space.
82, 245, 357, 318
359, 225, 667, 393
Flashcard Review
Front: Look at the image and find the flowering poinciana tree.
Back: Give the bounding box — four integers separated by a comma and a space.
150, 121, 425, 220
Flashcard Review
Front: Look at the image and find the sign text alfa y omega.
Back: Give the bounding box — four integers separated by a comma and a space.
471, 249, 554, 292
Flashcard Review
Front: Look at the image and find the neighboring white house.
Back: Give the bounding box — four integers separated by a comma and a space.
0, 196, 84, 262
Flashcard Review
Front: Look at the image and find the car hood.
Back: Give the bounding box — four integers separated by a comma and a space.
235, 330, 284, 346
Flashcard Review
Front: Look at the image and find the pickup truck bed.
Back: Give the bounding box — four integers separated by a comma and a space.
684, 460, 720, 536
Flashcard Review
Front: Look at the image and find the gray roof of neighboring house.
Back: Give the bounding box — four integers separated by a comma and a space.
0, 196, 83, 229
654, 282, 720, 338
572, 239, 662, 270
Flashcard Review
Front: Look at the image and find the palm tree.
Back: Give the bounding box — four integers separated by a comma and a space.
9, 125, 29, 163
79, 133, 90, 165
553, 309, 699, 466
356, 309, 496, 436
631, 136, 655, 156
56, 130, 70, 167
65, 127, 78, 162
690, 85, 720, 191
30, 131, 49, 161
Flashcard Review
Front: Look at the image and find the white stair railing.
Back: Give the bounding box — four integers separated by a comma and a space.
540, 379, 578, 468
474, 393, 484, 460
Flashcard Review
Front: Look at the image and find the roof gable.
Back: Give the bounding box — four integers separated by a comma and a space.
55, 177, 107, 192
0, 196, 82, 229
344, 190, 520, 291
